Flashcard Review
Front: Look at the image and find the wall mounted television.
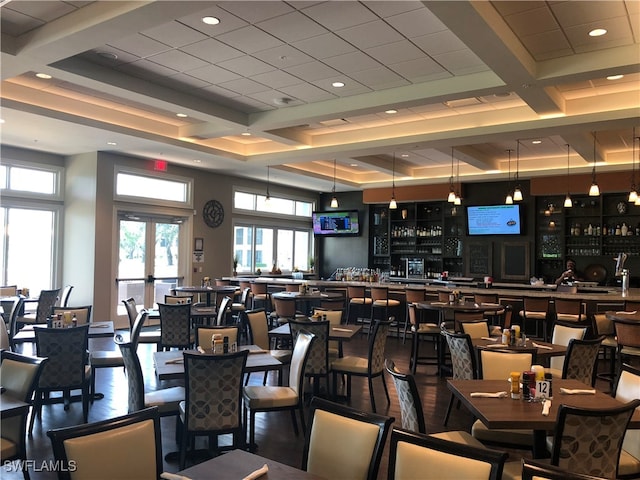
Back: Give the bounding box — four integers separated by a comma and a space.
466, 204, 522, 235
312, 210, 360, 236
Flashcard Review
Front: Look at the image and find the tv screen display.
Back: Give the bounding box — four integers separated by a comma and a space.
312, 210, 360, 236
466, 204, 522, 235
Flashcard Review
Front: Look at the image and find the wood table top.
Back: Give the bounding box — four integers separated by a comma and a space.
606, 310, 640, 322
13, 321, 114, 343
472, 338, 568, 358
269, 322, 361, 341
0, 392, 30, 419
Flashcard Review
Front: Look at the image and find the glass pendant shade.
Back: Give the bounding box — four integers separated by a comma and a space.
564, 195, 573, 208
330, 196, 338, 208
454, 195, 461, 205
505, 193, 513, 205
389, 196, 397, 209
447, 190, 456, 203
330, 159, 338, 208
589, 182, 600, 196
588, 132, 599, 196
389, 153, 397, 208
629, 189, 638, 203
513, 187, 523, 202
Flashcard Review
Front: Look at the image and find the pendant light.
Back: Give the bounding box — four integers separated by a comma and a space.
389, 153, 397, 209
588, 132, 600, 196
513, 140, 523, 201
330, 159, 339, 208
505, 149, 513, 204
564, 144, 573, 208
454, 154, 462, 205
629, 128, 638, 203
265, 165, 271, 204
447, 148, 456, 202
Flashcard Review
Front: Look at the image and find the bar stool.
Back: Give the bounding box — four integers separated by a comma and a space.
519, 297, 551, 341
370, 286, 401, 337
403, 289, 426, 343
250, 281, 271, 312
346, 286, 372, 326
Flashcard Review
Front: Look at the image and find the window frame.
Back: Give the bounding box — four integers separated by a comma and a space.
114, 166, 194, 209
0, 160, 64, 201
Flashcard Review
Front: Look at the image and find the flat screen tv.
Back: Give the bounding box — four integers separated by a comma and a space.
312, 210, 360, 236
466, 204, 522, 235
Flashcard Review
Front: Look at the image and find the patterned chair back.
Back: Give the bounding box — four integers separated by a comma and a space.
158, 303, 192, 349
442, 330, 477, 380
562, 336, 603, 386
116, 340, 146, 413
385, 359, 426, 433
35, 288, 61, 323
34, 324, 89, 389
122, 297, 138, 329
216, 296, 232, 326
289, 319, 329, 376
368, 319, 392, 375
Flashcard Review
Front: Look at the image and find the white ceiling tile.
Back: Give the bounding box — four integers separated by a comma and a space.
181, 39, 245, 64
310, 78, 371, 96
278, 82, 336, 102
348, 66, 409, 89
256, 11, 328, 43
337, 20, 404, 50
184, 64, 241, 84
0, 8, 44, 36
284, 61, 341, 82
3, 0, 76, 22
292, 33, 356, 59
142, 21, 208, 48
365, 40, 426, 65
117, 59, 178, 78
322, 51, 383, 74
217, 56, 276, 77
520, 30, 572, 60
503, 6, 559, 37
302, 1, 378, 30
550, 1, 628, 27
564, 18, 633, 49
252, 45, 315, 68
147, 50, 209, 72
216, 25, 284, 54
156, 73, 211, 89
390, 58, 448, 82
176, 6, 249, 36
200, 83, 242, 98
363, 1, 425, 19
250, 70, 304, 89
217, 77, 271, 95
246, 89, 304, 106
385, 6, 447, 38
412, 30, 469, 56
217, 1, 295, 24
490, 1, 545, 16
109, 34, 171, 58
433, 50, 487, 75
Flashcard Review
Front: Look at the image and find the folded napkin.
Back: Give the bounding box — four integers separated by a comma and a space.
243, 464, 269, 480
484, 343, 509, 349
532, 342, 553, 350
160, 473, 191, 480
90, 323, 110, 328
196, 346, 206, 354
616, 310, 637, 315
470, 391, 508, 398
481, 336, 499, 342
559, 388, 596, 395
431, 302, 447, 305
248, 349, 268, 354
164, 358, 183, 365
542, 399, 552, 416
332, 327, 352, 332
321, 293, 329, 297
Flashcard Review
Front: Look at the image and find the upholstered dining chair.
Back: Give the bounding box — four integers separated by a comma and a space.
215, 295, 233, 326
548, 324, 587, 373
17, 288, 61, 326
460, 320, 490, 339
473, 293, 505, 326
57, 285, 74, 308
0, 316, 10, 351
388, 428, 508, 480
453, 310, 485, 334
331, 318, 392, 413
1, 350, 48, 480
552, 336, 603, 386
519, 297, 552, 341
47, 407, 163, 480
407, 303, 440, 374
158, 302, 194, 350
613, 363, 640, 479
250, 282, 271, 311
243, 330, 315, 451
441, 330, 477, 426
612, 317, 640, 373
242, 308, 291, 385
554, 298, 588, 330
122, 297, 161, 351
521, 459, 609, 480
289, 318, 330, 397
312, 308, 343, 358
50, 305, 92, 325
302, 397, 394, 480
194, 325, 239, 350
0, 285, 18, 297
163, 294, 193, 304
548, 400, 640, 479
270, 296, 305, 326
30, 324, 91, 434
4, 296, 24, 350
179, 349, 248, 469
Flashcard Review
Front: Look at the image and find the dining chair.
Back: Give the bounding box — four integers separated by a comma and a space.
270, 296, 305, 326
592, 307, 618, 389
0, 285, 18, 296
50, 305, 93, 325
241, 308, 291, 385
163, 294, 193, 304
346, 285, 372, 326
313, 308, 344, 359
331, 318, 392, 413
17, 288, 61, 326
230, 287, 252, 324
478, 348, 536, 380
612, 318, 640, 374
613, 364, 640, 479
548, 400, 640, 479
30, 324, 92, 434
519, 297, 551, 341
250, 282, 271, 311
0, 316, 10, 351
460, 320, 490, 339
552, 336, 603, 386
441, 330, 477, 426
5, 297, 25, 351
289, 318, 330, 397
1, 350, 48, 480
521, 459, 609, 480
57, 285, 74, 308
243, 330, 315, 451
370, 286, 401, 337
388, 428, 508, 480
158, 302, 194, 350
215, 295, 233, 326
194, 325, 239, 349
115, 336, 184, 418
473, 293, 505, 327
302, 397, 394, 480
548, 324, 587, 373
407, 303, 440, 374
554, 297, 588, 330
47, 406, 163, 480
179, 349, 249, 469
122, 297, 161, 351
403, 289, 426, 343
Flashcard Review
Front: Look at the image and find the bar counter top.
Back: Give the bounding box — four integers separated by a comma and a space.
225, 276, 640, 302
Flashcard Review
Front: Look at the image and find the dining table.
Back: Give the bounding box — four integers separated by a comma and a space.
153, 345, 284, 383
271, 290, 343, 316
269, 322, 361, 342
12, 321, 115, 344
173, 448, 326, 480
605, 309, 640, 322
417, 300, 505, 324
472, 337, 568, 359
171, 285, 238, 307
0, 391, 30, 419
448, 378, 640, 459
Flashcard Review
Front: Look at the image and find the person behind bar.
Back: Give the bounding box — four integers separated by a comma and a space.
555, 258, 584, 285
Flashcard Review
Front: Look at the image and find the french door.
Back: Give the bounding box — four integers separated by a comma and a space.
116, 214, 186, 319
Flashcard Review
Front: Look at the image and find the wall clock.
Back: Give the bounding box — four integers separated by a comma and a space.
617, 201, 627, 214
202, 199, 224, 228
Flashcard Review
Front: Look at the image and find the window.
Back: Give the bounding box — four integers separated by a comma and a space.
233, 190, 312, 218
1, 161, 63, 199
115, 168, 193, 207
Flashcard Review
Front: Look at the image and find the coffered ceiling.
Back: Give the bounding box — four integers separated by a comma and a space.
1, 1, 638, 194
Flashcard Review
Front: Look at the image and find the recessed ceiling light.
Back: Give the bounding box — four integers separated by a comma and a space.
107, 141, 117, 146
401, 153, 409, 157
532, 140, 542, 144
385, 109, 398, 114
589, 28, 607, 37
350, 163, 358, 167
607, 74, 624, 80
202, 16, 220, 25
36, 73, 52, 79
332, 81, 345, 88
241, 132, 251, 136
176, 113, 188, 118
97, 51, 118, 61
193, 159, 202, 163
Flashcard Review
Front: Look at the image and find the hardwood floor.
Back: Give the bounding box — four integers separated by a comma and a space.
3, 330, 620, 479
